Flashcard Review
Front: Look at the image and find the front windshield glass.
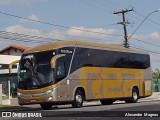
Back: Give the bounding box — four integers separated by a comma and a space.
18, 50, 56, 89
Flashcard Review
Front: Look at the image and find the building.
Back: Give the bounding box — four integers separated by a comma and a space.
0, 45, 29, 56
0, 45, 29, 97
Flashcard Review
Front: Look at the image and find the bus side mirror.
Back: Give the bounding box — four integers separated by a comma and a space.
9, 60, 20, 74
50, 54, 66, 69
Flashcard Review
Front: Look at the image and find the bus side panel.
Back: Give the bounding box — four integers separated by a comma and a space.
122, 69, 140, 97
103, 68, 122, 98
68, 70, 83, 101
144, 67, 152, 97
80, 67, 103, 100
68, 67, 104, 101
139, 70, 145, 97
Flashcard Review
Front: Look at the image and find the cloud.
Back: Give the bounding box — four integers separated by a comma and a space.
5, 25, 119, 41
148, 32, 160, 40
131, 31, 160, 41
0, 0, 48, 5
45, 30, 65, 40
5, 25, 65, 40
150, 53, 160, 71
20, 14, 40, 23
67, 26, 117, 39
131, 34, 147, 40
3, 25, 160, 71
4, 25, 122, 46
5, 25, 41, 35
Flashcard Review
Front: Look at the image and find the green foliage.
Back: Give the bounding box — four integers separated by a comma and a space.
152, 69, 160, 79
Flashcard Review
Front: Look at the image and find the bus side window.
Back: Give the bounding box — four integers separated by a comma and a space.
56, 62, 65, 79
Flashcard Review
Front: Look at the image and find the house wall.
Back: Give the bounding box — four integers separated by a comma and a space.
0, 55, 20, 65
0, 55, 21, 97
1, 48, 23, 56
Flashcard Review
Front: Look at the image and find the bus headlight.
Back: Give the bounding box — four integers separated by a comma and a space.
46, 90, 52, 94
17, 92, 22, 96
52, 87, 57, 92
45, 87, 57, 95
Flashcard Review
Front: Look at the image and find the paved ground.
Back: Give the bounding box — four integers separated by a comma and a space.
1, 91, 160, 105
1, 100, 160, 120
7, 92, 160, 106
1, 92, 160, 120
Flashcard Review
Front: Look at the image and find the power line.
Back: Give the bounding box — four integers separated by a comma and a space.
0, 35, 47, 44
0, 11, 123, 37
130, 37, 160, 48
128, 10, 160, 41
0, 30, 122, 47
0, 30, 122, 44
89, 0, 115, 13
0, 31, 61, 42
80, 0, 113, 13
0, 18, 121, 42
131, 44, 160, 54
1, 11, 160, 50
0, 31, 64, 44
104, 0, 127, 10
2, 28, 160, 55
135, 11, 160, 27
131, 45, 160, 55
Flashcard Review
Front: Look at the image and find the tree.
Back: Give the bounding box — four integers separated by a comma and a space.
152, 69, 160, 79
152, 69, 160, 92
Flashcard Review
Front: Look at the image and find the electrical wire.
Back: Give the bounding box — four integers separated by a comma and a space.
130, 37, 160, 48
0, 35, 47, 44
0, 31, 64, 43
130, 44, 160, 55
0, 31, 62, 42
0, 11, 122, 37
135, 11, 160, 27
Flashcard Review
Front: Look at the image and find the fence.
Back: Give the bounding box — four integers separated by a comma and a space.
153, 79, 160, 92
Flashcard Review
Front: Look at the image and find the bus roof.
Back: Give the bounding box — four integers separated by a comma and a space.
24, 40, 148, 54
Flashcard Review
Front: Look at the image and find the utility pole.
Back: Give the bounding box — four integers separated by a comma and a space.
113, 8, 133, 48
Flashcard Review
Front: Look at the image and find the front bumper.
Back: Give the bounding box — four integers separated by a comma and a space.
18, 89, 57, 105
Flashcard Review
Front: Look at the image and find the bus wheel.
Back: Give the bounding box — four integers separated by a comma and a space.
72, 90, 84, 108
40, 103, 52, 110
125, 88, 139, 103
100, 100, 113, 105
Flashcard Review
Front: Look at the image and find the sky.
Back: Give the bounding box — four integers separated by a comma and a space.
0, 0, 160, 70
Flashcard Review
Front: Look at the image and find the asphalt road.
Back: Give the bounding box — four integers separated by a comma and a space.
1, 100, 160, 120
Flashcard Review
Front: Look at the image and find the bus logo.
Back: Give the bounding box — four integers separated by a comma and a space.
2, 112, 11, 117
61, 49, 73, 54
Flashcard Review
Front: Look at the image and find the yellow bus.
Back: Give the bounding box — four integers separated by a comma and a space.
16, 41, 152, 110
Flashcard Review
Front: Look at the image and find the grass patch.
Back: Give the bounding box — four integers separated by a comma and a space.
2, 96, 9, 100
0, 104, 29, 111
0, 104, 11, 107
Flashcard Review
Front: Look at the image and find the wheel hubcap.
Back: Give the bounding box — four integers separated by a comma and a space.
76, 95, 82, 104
133, 92, 138, 100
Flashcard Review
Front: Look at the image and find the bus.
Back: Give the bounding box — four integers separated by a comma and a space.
15, 41, 152, 110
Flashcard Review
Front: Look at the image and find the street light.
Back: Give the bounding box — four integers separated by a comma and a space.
128, 9, 160, 40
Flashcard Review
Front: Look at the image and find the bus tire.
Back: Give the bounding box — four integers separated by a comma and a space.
72, 90, 84, 108
125, 88, 139, 103
40, 103, 52, 110
100, 100, 113, 105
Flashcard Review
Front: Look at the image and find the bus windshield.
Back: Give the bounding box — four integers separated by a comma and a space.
18, 50, 56, 89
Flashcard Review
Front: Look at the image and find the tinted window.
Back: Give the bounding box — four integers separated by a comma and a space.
71, 47, 150, 73
58, 47, 73, 75
18, 50, 55, 89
